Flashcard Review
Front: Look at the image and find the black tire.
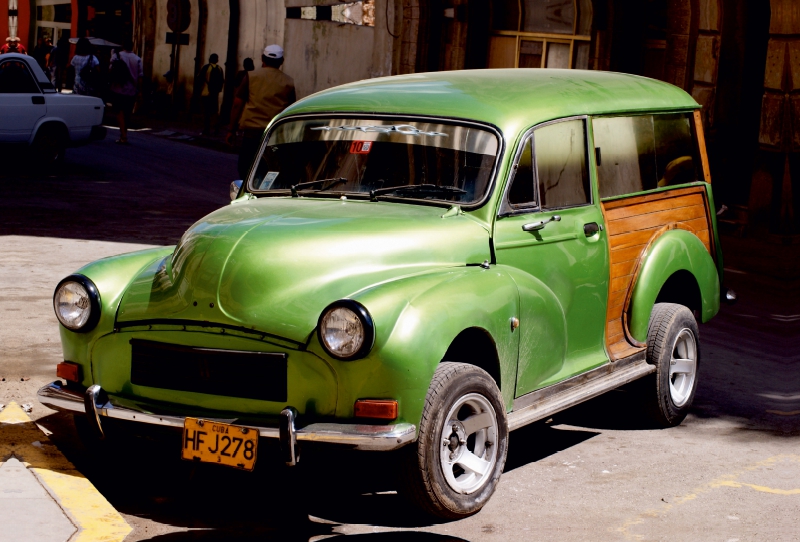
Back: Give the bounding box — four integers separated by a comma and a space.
398, 362, 508, 519
31, 125, 66, 168
641, 303, 700, 427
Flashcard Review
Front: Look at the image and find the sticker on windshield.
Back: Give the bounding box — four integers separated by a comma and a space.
259, 172, 279, 190
311, 124, 448, 138
350, 141, 372, 154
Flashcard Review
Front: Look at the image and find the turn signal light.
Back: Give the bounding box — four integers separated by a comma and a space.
354, 399, 398, 420
56, 361, 80, 383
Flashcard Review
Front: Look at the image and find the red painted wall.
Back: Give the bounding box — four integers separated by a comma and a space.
18, 0, 30, 49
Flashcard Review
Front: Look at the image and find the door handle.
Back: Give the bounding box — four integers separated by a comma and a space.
522, 215, 561, 232
583, 222, 603, 236
31, 96, 45, 105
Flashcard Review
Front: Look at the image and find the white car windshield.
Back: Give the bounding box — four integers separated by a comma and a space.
248, 118, 499, 205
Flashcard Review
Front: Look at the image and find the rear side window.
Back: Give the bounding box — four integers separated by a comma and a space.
0, 61, 40, 94
534, 119, 590, 209
593, 113, 700, 199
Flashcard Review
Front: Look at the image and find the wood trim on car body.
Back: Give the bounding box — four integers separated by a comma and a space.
693, 110, 712, 184
601, 185, 714, 360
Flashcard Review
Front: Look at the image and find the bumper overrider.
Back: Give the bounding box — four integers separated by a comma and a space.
38, 381, 416, 465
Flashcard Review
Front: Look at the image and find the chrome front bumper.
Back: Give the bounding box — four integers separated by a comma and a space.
38, 381, 416, 461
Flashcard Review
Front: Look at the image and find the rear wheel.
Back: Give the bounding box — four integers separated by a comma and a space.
399, 362, 508, 519
31, 125, 66, 167
641, 303, 700, 427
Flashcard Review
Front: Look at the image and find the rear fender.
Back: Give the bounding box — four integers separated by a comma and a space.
628, 229, 720, 343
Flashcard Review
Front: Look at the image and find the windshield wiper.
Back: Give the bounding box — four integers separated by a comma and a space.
291, 178, 348, 197
369, 184, 467, 202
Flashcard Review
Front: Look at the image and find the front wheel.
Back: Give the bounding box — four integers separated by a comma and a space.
399, 362, 508, 519
641, 303, 700, 427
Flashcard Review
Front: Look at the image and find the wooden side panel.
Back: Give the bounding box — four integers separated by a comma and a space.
602, 186, 713, 360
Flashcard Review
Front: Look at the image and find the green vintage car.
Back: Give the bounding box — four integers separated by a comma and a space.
40, 69, 732, 518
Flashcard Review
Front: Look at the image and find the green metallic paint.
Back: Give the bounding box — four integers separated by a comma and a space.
117, 198, 491, 345
628, 229, 721, 343
50, 70, 722, 434
59, 247, 175, 388
343, 266, 521, 417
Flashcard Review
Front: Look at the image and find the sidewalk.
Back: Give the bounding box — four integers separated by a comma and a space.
103, 109, 237, 156
0, 402, 131, 542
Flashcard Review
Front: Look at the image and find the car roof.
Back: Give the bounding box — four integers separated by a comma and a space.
282, 69, 699, 136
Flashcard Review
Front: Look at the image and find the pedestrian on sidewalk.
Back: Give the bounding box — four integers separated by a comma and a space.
108, 39, 143, 145
197, 54, 224, 136
49, 37, 69, 92
234, 57, 254, 89
227, 45, 295, 180
71, 38, 99, 96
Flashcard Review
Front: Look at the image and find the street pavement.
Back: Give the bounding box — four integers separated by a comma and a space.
1, 129, 799, 541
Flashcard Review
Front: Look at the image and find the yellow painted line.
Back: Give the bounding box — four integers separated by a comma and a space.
766, 409, 800, 416
0, 401, 132, 542
617, 455, 800, 540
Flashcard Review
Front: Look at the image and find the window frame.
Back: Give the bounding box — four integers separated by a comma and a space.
499, 115, 593, 217
0, 58, 45, 95
590, 110, 705, 202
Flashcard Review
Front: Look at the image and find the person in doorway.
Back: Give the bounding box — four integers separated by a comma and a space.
226, 45, 295, 180
108, 39, 143, 145
197, 54, 225, 136
32, 37, 53, 69
71, 38, 99, 95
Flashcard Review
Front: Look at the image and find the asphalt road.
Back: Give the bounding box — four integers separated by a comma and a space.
1, 131, 799, 541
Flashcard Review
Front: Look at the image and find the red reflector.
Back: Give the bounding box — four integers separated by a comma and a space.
354, 400, 398, 420
56, 362, 80, 383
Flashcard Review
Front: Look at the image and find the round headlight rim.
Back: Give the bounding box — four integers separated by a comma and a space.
53, 274, 101, 333
317, 299, 375, 361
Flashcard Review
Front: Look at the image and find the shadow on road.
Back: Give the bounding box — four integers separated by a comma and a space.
0, 135, 233, 245
36, 408, 598, 539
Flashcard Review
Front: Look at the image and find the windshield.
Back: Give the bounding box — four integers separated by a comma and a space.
248, 118, 500, 205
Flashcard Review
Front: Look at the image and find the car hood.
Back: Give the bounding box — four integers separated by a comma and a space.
116, 197, 491, 344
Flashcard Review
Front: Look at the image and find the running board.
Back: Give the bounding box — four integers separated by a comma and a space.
507, 352, 654, 431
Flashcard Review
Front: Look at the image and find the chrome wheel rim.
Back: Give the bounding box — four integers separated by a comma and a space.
438, 393, 498, 495
669, 328, 697, 407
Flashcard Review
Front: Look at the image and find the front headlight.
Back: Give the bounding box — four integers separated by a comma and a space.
53, 275, 100, 332
318, 300, 375, 360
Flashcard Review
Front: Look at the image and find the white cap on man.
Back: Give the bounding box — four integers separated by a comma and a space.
263, 45, 284, 59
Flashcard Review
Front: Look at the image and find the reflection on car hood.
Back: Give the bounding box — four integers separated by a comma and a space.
116, 197, 490, 344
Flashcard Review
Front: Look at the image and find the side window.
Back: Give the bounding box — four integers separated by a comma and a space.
0, 61, 41, 94
533, 119, 590, 209
506, 137, 536, 208
594, 113, 700, 199
593, 115, 657, 198
653, 114, 700, 187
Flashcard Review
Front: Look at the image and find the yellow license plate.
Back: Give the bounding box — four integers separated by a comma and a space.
181, 418, 258, 471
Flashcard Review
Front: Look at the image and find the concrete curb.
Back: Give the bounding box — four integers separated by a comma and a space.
0, 402, 131, 542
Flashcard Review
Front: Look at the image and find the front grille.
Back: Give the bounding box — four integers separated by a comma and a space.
130, 339, 287, 402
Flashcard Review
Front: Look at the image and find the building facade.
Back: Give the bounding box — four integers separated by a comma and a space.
1, 0, 796, 232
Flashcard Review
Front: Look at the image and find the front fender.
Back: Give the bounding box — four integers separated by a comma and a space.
628, 229, 720, 343
58, 246, 175, 387
308, 266, 520, 426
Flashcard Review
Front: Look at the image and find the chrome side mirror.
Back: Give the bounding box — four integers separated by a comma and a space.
230, 180, 243, 201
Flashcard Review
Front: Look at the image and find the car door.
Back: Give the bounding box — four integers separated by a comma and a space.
494, 117, 610, 397
0, 58, 47, 142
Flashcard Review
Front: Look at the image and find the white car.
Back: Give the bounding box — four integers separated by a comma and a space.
0, 53, 106, 164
